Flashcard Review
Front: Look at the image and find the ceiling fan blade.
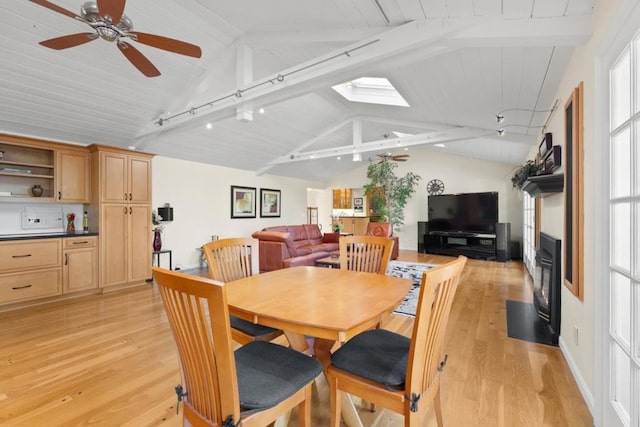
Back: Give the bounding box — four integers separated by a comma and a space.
117, 41, 160, 77
40, 33, 98, 50
97, 0, 126, 24
130, 32, 202, 58
29, 0, 81, 20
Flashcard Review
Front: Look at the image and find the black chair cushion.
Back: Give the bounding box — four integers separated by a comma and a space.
330, 328, 410, 389
235, 341, 322, 410
230, 315, 279, 337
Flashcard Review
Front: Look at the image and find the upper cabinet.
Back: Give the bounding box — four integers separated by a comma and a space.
92, 147, 152, 204
57, 148, 90, 203
333, 188, 352, 209
0, 134, 90, 203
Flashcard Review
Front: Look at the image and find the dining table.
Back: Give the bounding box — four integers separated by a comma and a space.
225, 265, 413, 427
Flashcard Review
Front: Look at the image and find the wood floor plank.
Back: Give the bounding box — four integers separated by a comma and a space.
0, 252, 593, 426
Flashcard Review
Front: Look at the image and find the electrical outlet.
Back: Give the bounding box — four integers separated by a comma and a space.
573, 326, 579, 346
21, 207, 63, 229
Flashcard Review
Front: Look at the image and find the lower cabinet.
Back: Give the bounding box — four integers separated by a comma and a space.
0, 239, 62, 306
0, 269, 61, 305
63, 236, 98, 293
100, 204, 151, 288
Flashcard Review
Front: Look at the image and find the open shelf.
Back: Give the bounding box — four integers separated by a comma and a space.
522, 173, 564, 197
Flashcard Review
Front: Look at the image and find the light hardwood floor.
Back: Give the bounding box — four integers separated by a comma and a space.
0, 251, 593, 426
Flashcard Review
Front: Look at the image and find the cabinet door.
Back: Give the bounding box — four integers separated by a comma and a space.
101, 204, 128, 287
57, 149, 90, 203
353, 217, 370, 235
101, 152, 128, 203
129, 157, 151, 203
64, 247, 97, 293
128, 204, 152, 283
341, 218, 355, 234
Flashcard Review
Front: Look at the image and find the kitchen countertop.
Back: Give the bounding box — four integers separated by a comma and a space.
0, 231, 99, 241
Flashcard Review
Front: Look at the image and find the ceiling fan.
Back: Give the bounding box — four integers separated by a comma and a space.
29, 0, 202, 77
376, 152, 410, 163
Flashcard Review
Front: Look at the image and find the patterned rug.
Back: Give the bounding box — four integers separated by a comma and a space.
386, 261, 437, 317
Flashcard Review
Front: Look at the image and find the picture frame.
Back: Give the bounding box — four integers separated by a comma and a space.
353, 197, 363, 207
538, 132, 553, 159
260, 188, 281, 217
230, 185, 256, 218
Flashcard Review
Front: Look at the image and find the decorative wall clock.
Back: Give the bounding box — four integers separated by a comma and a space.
427, 179, 445, 195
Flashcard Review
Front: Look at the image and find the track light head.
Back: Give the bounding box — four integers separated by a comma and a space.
497, 128, 505, 136
496, 114, 504, 123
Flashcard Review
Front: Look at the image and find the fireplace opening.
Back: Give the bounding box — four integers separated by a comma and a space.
533, 232, 561, 345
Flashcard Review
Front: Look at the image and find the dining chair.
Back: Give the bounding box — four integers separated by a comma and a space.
326, 255, 467, 427
153, 267, 323, 427
202, 237, 284, 345
339, 235, 394, 274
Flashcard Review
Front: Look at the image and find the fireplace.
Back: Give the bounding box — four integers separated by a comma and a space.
532, 232, 561, 345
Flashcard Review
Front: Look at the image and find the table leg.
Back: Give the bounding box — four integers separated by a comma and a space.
283, 331, 310, 354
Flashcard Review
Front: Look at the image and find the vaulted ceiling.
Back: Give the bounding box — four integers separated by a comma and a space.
1, 0, 594, 184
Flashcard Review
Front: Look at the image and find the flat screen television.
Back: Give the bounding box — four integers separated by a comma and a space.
428, 192, 498, 234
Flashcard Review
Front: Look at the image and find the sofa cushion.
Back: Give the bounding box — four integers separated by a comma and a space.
303, 224, 323, 240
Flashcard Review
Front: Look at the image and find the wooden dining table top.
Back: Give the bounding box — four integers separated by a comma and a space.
225, 266, 412, 344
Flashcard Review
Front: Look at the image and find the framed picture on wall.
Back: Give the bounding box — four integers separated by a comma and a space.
231, 185, 256, 218
260, 188, 281, 217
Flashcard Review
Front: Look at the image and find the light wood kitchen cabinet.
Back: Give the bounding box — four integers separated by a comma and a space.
334, 217, 370, 235
98, 150, 151, 204
0, 134, 92, 203
0, 239, 62, 305
332, 188, 352, 209
63, 236, 98, 293
90, 145, 154, 289
100, 203, 152, 288
57, 148, 90, 203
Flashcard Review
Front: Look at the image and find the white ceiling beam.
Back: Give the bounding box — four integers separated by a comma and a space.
255, 117, 354, 175
236, 45, 253, 122
135, 17, 486, 139
267, 126, 496, 164
444, 15, 592, 47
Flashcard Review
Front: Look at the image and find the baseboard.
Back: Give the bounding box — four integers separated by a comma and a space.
559, 336, 596, 420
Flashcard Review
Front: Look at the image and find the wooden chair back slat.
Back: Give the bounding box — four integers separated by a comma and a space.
339, 235, 394, 274
202, 238, 259, 282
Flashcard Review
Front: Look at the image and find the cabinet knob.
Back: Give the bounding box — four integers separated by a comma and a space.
129, 207, 132, 214
65, 253, 68, 266
124, 193, 128, 201
12, 284, 32, 290
58, 191, 62, 200
129, 193, 132, 200
124, 207, 127, 214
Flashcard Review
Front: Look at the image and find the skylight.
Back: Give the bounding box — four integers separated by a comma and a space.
331, 77, 409, 107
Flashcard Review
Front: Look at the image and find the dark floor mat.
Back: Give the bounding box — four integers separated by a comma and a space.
505, 300, 557, 346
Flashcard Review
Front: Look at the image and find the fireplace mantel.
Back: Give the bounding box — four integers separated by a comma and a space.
522, 173, 564, 198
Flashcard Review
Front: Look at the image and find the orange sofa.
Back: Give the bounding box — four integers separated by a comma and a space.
251, 224, 340, 272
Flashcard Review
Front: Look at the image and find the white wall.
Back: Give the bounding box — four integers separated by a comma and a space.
152, 156, 321, 269
324, 147, 520, 251
538, 0, 624, 412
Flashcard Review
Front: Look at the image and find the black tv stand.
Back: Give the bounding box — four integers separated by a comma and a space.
424, 230, 498, 260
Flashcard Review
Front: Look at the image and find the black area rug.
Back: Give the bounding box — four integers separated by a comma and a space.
386, 261, 436, 317
505, 300, 557, 346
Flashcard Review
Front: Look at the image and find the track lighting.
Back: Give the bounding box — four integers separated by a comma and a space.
496, 124, 544, 136
496, 107, 554, 123
152, 39, 381, 128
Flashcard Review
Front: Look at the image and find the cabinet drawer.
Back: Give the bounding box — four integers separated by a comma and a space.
0, 239, 61, 273
63, 236, 97, 249
0, 268, 62, 305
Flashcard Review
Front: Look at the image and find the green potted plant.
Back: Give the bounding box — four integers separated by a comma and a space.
511, 160, 542, 189
363, 159, 421, 231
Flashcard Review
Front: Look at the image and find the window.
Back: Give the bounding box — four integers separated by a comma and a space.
564, 82, 584, 299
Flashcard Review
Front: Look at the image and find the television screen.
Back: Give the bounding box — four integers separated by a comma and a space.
428, 192, 498, 234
